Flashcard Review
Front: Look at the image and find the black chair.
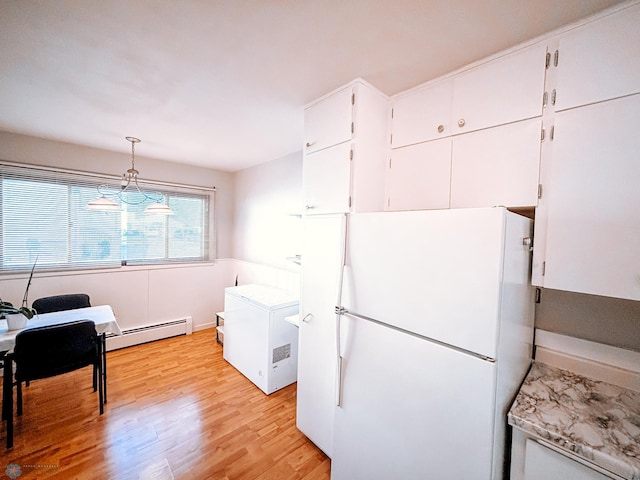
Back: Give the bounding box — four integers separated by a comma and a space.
32, 294, 91, 314
30, 294, 94, 389
3, 320, 103, 448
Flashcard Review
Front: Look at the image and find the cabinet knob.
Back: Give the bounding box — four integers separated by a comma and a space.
458, 119, 466, 128
305, 205, 315, 210
305, 141, 316, 148
437, 124, 444, 133
302, 313, 313, 323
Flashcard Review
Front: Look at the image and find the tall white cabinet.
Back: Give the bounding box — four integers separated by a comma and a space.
297, 79, 388, 456
532, 2, 640, 301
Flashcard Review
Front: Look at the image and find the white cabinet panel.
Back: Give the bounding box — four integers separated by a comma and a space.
302, 142, 351, 214
524, 440, 611, 480
386, 138, 452, 211
450, 118, 542, 208
391, 80, 453, 148
297, 214, 345, 457
542, 94, 640, 301
304, 85, 353, 154
452, 43, 546, 134
555, 4, 640, 112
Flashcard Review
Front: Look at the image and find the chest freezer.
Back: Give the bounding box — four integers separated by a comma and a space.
223, 284, 300, 394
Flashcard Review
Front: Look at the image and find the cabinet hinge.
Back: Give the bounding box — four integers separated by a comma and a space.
554, 50, 559, 67
541, 127, 545, 142
351, 93, 355, 105
538, 184, 543, 199
545, 52, 551, 69
535, 287, 541, 303
541, 261, 546, 276
350, 149, 353, 160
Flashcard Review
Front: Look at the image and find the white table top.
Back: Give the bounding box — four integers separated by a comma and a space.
0, 305, 122, 352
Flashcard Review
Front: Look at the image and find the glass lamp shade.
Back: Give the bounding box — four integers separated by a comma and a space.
144, 202, 174, 215
87, 196, 121, 211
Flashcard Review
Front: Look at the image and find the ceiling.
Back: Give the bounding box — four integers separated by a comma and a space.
0, 0, 628, 172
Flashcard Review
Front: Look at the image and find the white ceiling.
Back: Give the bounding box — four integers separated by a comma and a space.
0, 0, 627, 172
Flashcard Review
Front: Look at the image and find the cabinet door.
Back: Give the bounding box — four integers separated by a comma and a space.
386, 138, 451, 211
450, 118, 541, 208
452, 43, 546, 134
297, 214, 345, 457
524, 440, 611, 480
304, 86, 353, 154
555, 4, 640, 112
542, 94, 640, 301
391, 80, 453, 148
303, 142, 351, 214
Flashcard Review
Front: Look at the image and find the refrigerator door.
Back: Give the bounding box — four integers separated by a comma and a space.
342, 207, 530, 359
296, 214, 346, 456
332, 315, 497, 480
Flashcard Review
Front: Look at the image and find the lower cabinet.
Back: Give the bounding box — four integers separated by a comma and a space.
523, 440, 613, 480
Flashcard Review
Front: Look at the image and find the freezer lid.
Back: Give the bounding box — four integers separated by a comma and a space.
224, 284, 299, 310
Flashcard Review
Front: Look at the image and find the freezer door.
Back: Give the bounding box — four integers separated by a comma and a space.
332, 315, 497, 480
343, 207, 531, 359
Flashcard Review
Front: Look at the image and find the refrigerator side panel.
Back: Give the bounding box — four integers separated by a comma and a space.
296, 214, 345, 457
332, 316, 497, 480
492, 213, 535, 479
343, 207, 506, 359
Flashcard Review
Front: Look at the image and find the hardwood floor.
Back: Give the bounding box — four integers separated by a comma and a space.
1, 329, 331, 479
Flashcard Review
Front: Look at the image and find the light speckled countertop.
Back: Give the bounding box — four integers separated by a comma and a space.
508, 362, 640, 480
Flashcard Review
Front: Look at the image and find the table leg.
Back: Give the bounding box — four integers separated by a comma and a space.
101, 333, 107, 403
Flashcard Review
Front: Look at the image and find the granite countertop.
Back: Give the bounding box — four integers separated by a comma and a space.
508, 361, 640, 480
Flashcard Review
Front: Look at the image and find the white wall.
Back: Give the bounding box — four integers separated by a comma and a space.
231, 151, 302, 292
0, 131, 237, 331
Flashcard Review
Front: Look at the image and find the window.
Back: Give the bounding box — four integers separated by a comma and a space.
0, 163, 213, 273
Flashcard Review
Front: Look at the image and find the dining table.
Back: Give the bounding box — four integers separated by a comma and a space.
1, 305, 122, 447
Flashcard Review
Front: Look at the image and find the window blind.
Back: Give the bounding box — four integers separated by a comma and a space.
0, 163, 213, 273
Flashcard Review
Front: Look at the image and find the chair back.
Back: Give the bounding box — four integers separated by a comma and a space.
32, 294, 91, 314
14, 320, 99, 382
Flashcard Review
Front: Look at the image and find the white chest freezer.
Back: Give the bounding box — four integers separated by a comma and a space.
223, 284, 300, 394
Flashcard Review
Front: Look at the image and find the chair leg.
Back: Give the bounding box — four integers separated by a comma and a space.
92, 364, 98, 392
17, 380, 23, 416
4, 354, 14, 449
97, 359, 104, 415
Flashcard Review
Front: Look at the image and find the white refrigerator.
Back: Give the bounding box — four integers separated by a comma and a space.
331, 207, 535, 480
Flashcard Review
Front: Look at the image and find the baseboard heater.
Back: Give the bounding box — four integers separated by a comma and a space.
105, 317, 193, 351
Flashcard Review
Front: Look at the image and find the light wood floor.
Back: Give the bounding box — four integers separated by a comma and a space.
0, 329, 331, 479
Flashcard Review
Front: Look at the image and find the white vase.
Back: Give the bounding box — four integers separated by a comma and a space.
6, 313, 27, 330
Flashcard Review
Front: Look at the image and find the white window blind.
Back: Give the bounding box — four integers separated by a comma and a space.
0, 163, 213, 273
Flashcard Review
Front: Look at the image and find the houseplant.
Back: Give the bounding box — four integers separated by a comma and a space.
1, 259, 37, 330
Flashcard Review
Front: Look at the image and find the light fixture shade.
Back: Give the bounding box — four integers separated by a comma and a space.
144, 202, 174, 215
87, 196, 121, 211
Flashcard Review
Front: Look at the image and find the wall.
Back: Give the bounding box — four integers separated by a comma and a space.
0, 131, 237, 331
535, 288, 640, 352
231, 151, 302, 293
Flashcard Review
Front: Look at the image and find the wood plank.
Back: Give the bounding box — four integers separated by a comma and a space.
1, 329, 330, 479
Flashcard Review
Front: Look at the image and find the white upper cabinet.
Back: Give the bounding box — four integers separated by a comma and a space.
452, 43, 547, 134
303, 79, 388, 215
554, 3, 640, 112
391, 80, 453, 148
304, 85, 354, 154
537, 94, 640, 301
450, 118, 542, 209
386, 138, 452, 211
302, 142, 352, 215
